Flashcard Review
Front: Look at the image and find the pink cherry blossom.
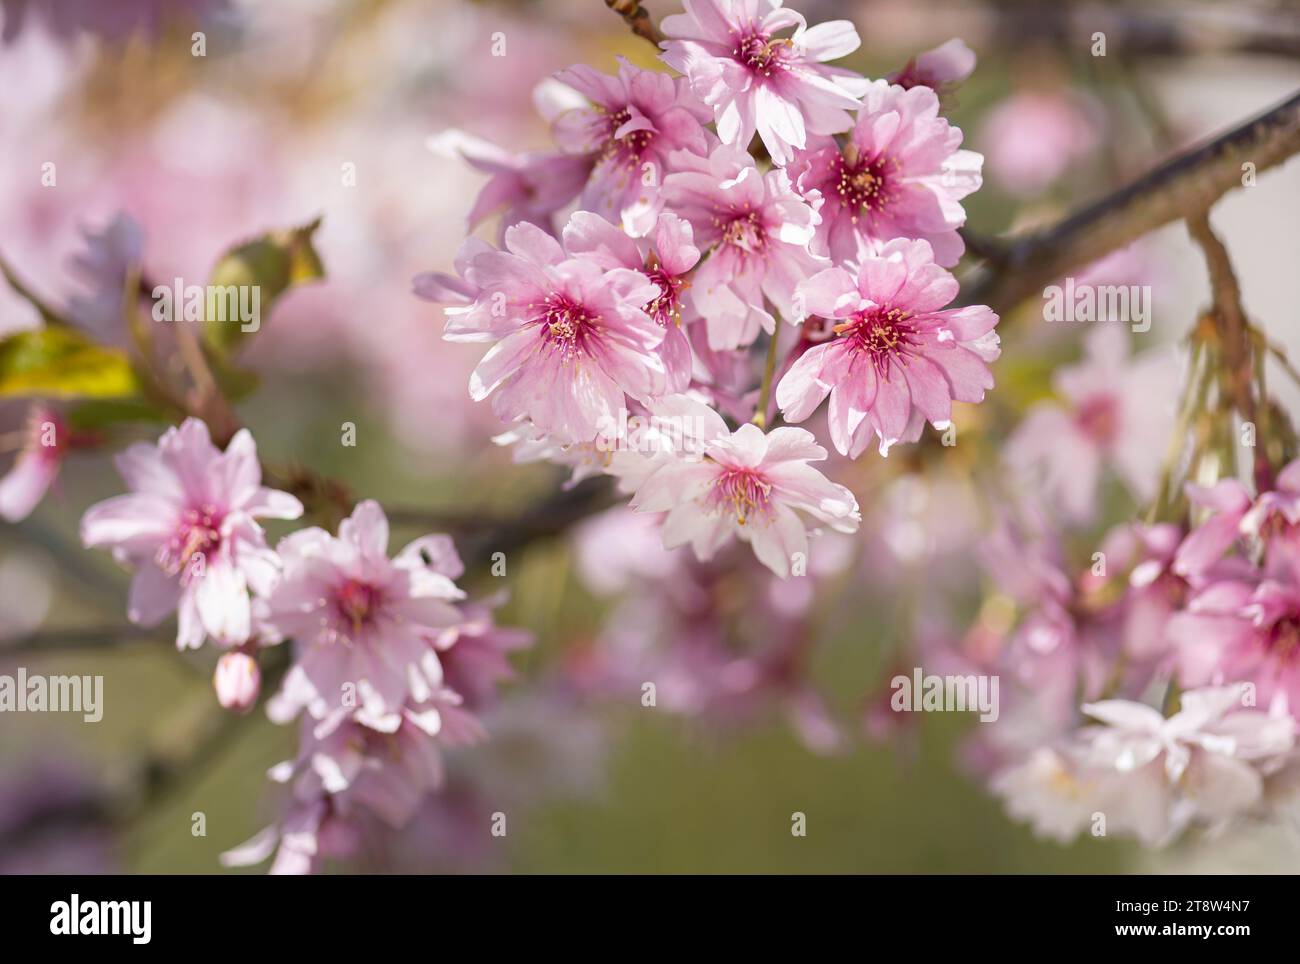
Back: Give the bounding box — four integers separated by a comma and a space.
1167, 550, 1300, 716
979, 89, 1102, 197
551, 58, 713, 236
629, 420, 860, 577
260, 500, 466, 731
777, 237, 999, 457
659, 0, 868, 165
221, 795, 361, 876
662, 143, 824, 350
1242, 458, 1300, 554
790, 81, 983, 266
888, 38, 977, 99
991, 745, 1119, 843
411, 236, 492, 307
606, 392, 732, 494
63, 211, 142, 341
1006, 324, 1178, 521
283, 689, 475, 826
433, 596, 533, 712
80, 418, 303, 649
0, 404, 66, 522
562, 210, 700, 394
1173, 479, 1251, 579
977, 508, 1088, 710
443, 216, 667, 444
1115, 522, 1190, 662
995, 685, 1294, 846
1164, 465, 1300, 584
213, 649, 260, 714
1078, 685, 1294, 844
429, 130, 592, 242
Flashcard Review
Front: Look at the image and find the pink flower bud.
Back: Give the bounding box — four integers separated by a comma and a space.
214, 651, 260, 713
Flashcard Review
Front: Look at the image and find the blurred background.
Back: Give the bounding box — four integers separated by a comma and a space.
1, 0, 1299, 873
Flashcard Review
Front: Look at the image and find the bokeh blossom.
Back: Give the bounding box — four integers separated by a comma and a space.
0, 404, 67, 522
261, 500, 466, 731
1006, 324, 1178, 522
80, 418, 303, 649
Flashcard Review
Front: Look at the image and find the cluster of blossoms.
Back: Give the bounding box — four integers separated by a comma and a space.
78, 419, 530, 873
423, 0, 999, 578
966, 452, 1300, 846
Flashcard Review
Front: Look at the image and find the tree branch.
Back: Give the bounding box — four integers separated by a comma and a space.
605, 0, 664, 46
988, 3, 1300, 62
965, 87, 1300, 312
457, 475, 618, 568
1185, 211, 1270, 490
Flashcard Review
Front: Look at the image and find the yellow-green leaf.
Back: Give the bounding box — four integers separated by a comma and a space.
0, 327, 139, 399
204, 217, 326, 353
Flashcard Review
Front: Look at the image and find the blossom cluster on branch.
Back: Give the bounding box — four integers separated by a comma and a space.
3, 0, 1299, 873
423, 0, 999, 579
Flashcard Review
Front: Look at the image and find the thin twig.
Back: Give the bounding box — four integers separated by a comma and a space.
752, 325, 781, 429
605, 0, 664, 46
1186, 210, 1269, 489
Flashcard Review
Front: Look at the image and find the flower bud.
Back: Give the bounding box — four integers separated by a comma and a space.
214, 651, 260, 713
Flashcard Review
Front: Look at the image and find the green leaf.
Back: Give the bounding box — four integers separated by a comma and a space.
203, 217, 326, 353
0, 327, 139, 399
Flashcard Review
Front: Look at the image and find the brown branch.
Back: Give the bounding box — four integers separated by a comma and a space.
0, 647, 291, 858
605, 0, 664, 47
1186, 213, 1251, 413
988, 3, 1300, 62
457, 475, 618, 568
1185, 211, 1270, 490
964, 87, 1300, 312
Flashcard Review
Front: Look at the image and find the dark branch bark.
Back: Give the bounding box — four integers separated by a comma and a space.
988, 3, 1300, 61
964, 88, 1300, 312
604, 0, 664, 46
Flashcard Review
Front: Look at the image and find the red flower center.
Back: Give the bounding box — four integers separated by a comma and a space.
733, 30, 790, 77
835, 306, 917, 374
1264, 612, 1300, 663
336, 578, 382, 633
644, 263, 686, 326
708, 466, 772, 525
1075, 395, 1119, 445
833, 151, 897, 218
537, 293, 597, 358
719, 209, 766, 256
603, 107, 653, 164
159, 504, 224, 582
